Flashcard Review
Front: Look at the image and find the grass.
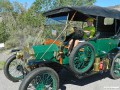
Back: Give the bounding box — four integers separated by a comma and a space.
0, 61, 5, 70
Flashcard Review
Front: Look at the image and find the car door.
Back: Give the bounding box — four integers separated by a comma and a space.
96, 38, 119, 57
89, 38, 110, 57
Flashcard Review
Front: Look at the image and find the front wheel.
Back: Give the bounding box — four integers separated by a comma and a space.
4, 54, 24, 82
19, 67, 59, 90
110, 53, 120, 79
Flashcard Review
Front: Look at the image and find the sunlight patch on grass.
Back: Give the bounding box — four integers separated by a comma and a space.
0, 61, 5, 70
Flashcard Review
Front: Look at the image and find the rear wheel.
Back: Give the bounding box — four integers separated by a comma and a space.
4, 54, 24, 82
110, 53, 120, 79
69, 42, 95, 75
19, 67, 59, 90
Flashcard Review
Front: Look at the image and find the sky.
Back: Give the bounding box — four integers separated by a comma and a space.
94, 0, 120, 7
9, 0, 35, 8
9, 0, 120, 8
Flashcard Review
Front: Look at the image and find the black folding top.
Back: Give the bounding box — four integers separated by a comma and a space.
43, 6, 120, 20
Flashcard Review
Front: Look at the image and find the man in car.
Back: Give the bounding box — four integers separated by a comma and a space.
83, 18, 95, 39
67, 18, 95, 53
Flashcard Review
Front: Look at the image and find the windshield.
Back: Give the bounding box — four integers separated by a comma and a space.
43, 16, 68, 40
46, 16, 67, 25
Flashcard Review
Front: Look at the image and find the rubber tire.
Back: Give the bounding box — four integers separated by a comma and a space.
19, 67, 59, 90
110, 53, 120, 79
69, 42, 95, 75
4, 54, 23, 82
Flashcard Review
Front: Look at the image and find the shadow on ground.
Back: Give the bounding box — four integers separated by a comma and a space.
59, 69, 111, 90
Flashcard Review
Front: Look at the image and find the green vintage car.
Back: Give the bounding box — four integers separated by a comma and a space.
4, 6, 120, 90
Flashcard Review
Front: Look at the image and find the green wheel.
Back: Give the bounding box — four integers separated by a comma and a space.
4, 54, 24, 82
19, 67, 59, 90
69, 42, 95, 75
110, 53, 120, 79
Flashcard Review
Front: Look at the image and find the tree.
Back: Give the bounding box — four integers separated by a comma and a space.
30, 0, 96, 12
0, 22, 9, 43
0, 0, 45, 48
0, 0, 96, 49
0, 0, 13, 12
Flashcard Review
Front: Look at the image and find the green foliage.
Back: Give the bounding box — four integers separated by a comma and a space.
0, 0, 13, 12
31, 0, 96, 12
54, 0, 96, 7
0, 22, 10, 43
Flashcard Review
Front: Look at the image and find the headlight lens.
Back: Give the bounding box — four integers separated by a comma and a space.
16, 52, 23, 59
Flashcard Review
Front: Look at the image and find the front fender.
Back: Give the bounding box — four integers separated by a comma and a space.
27, 60, 61, 67
27, 60, 63, 72
11, 49, 21, 53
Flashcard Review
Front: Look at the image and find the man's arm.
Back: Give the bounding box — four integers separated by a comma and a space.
89, 28, 95, 38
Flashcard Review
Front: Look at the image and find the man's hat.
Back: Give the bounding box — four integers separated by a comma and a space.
86, 18, 94, 22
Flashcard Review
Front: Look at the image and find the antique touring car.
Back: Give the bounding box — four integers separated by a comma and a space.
4, 6, 120, 90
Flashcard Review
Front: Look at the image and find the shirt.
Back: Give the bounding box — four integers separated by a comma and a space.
83, 26, 95, 38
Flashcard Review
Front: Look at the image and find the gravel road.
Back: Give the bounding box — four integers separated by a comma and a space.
0, 51, 120, 90
0, 70, 20, 90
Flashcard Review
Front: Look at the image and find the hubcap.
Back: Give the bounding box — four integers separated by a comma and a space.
16, 65, 23, 71
27, 73, 57, 90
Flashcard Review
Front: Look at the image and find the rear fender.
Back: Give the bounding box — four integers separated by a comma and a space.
107, 47, 120, 66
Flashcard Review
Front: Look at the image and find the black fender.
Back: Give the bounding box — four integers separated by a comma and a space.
11, 49, 21, 53
107, 47, 120, 66
27, 60, 64, 72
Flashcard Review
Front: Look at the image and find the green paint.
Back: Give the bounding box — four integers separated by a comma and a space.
89, 38, 119, 57
32, 44, 58, 61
